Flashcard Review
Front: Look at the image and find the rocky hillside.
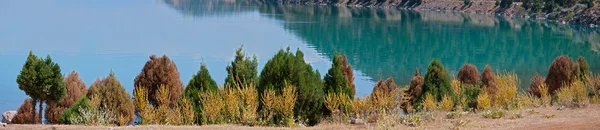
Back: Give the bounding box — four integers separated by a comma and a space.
253, 0, 600, 26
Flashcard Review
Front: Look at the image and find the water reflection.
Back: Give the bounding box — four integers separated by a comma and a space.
256, 4, 600, 89
163, 0, 257, 17
161, 0, 600, 89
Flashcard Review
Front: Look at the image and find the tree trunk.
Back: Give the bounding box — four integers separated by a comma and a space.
38, 100, 43, 124
31, 98, 37, 124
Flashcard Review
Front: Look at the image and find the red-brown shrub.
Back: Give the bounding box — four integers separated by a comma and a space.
45, 71, 87, 124
457, 64, 480, 85
481, 65, 497, 95
545, 55, 574, 94
339, 54, 356, 96
88, 71, 135, 126
372, 77, 398, 95
12, 99, 41, 124
134, 55, 184, 107
527, 72, 545, 96
408, 69, 424, 103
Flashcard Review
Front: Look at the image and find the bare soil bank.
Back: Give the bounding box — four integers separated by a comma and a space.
3, 104, 600, 130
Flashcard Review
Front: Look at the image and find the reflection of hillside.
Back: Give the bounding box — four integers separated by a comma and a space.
257, 4, 600, 89
163, 0, 256, 17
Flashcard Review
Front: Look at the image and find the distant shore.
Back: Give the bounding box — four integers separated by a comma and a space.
253, 0, 600, 26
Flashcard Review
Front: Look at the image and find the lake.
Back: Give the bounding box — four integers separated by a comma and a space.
1, 0, 599, 114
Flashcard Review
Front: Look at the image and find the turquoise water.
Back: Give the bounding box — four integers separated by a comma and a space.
0, 0, 599, 114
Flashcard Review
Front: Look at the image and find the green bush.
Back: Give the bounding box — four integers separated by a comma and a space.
182, 63, 219, 124
415, 59, 454, 108
461, 84, 482, 109
46, 71, 88, 124
324, 52, 354, 99
576, 56, 589, 81
500, 0, 513, 8
258, 47, 324, 126
60, 95, 90, 124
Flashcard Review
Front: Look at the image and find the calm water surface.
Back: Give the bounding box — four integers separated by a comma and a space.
1, 0, 599, 113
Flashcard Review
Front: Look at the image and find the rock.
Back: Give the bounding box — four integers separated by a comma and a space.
2, 111, 17, 124
350, 118, 364, 125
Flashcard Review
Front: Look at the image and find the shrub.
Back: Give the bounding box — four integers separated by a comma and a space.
546, 55, 574, 94
324, 52, 354, 100
87, 71, 135, 126
46, 71, 87, 124
481, 65, 497, 96
527, 72, 545, 96
134, 55, 184, 108
324, 93, 342, 114
179, 97, 195, 125
339, 54, 356, 97
182, 64, 219, 124
415, 59, 453, 107
457, 64, 479, 85
225, 46, 258, 88
12, 98, 41, 124
351, 98, 367, 119
461, 84, 481, 109
260, 89, 276, 125
494, 73, 519, 109
16, 51, 66, 124
276, 85, 297, 127
372, 77, 398, 96
258, 48, 324, 126
408, 69, 424, 104
576, 56, 589, 81
439, 95, 454, 111
222, 86, 241, 123
238, 83, 259, 126
422, 93, 436, 111
133, 86, 155, 125
464, 0, 472, 6
555, 81, 588, 108
199, 90, 224, 125
539, 83, 551, 106
477, 92, 492, 110
482, 109, 504, 119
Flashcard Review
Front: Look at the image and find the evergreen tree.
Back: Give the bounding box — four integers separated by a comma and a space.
45, 71, 87, 124
324, 52, 353, 99
225, 46, 258, 87
415, 59, 453, 107
87, 71, 135, 126
182, 63, 219, 124
16, 51, 66, 124
258, 47, 324, 126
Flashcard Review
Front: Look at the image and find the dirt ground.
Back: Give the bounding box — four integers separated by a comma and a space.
3, 104, 600, 130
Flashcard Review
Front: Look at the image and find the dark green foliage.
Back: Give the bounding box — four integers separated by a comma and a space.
556, 0, 579, 7
581, 0, 594, 8
544, 1, 559, 13
87, 71, 135, 126
495, 0, 501, 6
16, 51, 66, 124
500, 0, 513, 8
461, 84, 481, 109
225, 46, 259, 87
134, 55, 184, 108
46, 71, 88, 124
415, 59, 454, 107
258, 48, 324, 126
60, 95, 90, 124
545, 55, 574, 94
464, 0, 472, 6
182, 63, 219, 124
523, 0, 544, 12
324, 52, 354, 99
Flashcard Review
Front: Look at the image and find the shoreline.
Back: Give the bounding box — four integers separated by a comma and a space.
254, 0, 600, 26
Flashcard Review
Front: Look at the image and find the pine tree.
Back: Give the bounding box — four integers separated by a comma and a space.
225, 46, 258, 87
415, 59, 453, 107
87, 71, 135, 126
182, 63, 219, 124
16, 51, 66, 124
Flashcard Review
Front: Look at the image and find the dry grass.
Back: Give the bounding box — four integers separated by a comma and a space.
555, 81, 589, 108
422, 93, 436, 111
477, 91, 492, 110
494, 72, 519, 109
199, 91, 224, 125
439, 94, 454, 111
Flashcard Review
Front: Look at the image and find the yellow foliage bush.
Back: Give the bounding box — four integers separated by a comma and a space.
276, 85, 297, 127
439, 95, 454, 111
179, 97, 195, 125
260, 89, 276, 124
477, 92, 491, 110
494, 73, 518, 109
351, 98, 366, 118
422, 93, 436, 111
451, 80, 462, 97
199, 90, 224, 125
555, 81, 589, 108
538, 83, 551, 106
325, 93, 342, 114
223, 86, 241, 123
238, 83, 258, 126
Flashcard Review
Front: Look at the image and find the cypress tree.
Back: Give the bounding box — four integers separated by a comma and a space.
324, 52, 353, 99
415, 59, 453, 107
16, 51, 66, 124
183, 63, 219, 124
